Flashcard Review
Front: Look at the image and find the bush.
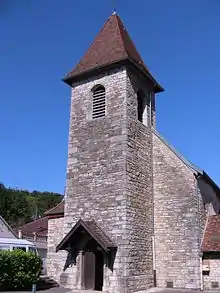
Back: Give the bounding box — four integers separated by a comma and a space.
0, 250, 42, 290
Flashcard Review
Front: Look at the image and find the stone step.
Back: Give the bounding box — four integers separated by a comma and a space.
71, 291, 108, 293
37, 275, 59, 290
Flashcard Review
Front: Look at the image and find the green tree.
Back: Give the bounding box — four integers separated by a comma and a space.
0, 184, 63, 227
0, 187, 31, 227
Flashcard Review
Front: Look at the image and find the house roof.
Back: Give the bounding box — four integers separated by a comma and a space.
0, 238, 35, 246
63, 13, 163, 93
201, 215, 220, 252
18, 217, 48, 237
0, 215, 17, 238
56, 219, 116, 253
44, 200, 64, 217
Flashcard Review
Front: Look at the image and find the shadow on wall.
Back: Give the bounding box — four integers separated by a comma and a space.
63, 249, 77, 271
62, 248, 117, 272
198, 177, 220, 215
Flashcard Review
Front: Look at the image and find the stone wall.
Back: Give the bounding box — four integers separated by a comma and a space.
203, 253, 220, 290
56, 67, 156, 293
153, 130, 201, 289
47, 63, 220, 292
124, 71, 154, 290
47, 217, 77, 288
64, 67, 128, 293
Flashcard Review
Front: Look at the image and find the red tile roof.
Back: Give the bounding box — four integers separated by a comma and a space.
44, 200, 64, 216
16, 202, 65, 237
201, 215, 220, 252
63, 13, 163, 93
18, 217, 48, 237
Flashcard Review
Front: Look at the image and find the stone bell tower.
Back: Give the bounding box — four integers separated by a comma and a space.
51, 12, 163, 293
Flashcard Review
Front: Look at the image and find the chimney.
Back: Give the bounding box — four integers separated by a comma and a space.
18, 230, 23, 239
33, 232, 37, 242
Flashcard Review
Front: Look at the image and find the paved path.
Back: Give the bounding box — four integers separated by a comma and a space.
4, 288, 218, 293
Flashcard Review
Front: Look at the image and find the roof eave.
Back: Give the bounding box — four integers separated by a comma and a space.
56, 220, 81, 252
202, 249, 220, 253
62, 58, 128, 86
47, 213, 64, 219
56, 222, 109, 253
62, 59, 164, 93
127, 58, 164, 93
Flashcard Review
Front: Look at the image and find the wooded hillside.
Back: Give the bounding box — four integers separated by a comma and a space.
0, 183, 63, 228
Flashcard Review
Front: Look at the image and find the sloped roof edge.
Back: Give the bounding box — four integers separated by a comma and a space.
153, 128, 203, 174
56, 219, 116, 253
153, 128, 220, 196
44, 200, 64, 216
0, 215, 18, 238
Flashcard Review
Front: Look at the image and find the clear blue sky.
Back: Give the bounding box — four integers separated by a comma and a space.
0, 0, 220, 194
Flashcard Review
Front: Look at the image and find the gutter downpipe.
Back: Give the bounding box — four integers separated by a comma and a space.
200, 253, 204, 291
150, 92, 156, 287
195, 173, 204, 291
196, 173, 211, 291
200, 214, 209, 291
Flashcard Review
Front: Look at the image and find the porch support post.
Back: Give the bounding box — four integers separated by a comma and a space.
102, 254, 108, 292
79, 250, 85, 289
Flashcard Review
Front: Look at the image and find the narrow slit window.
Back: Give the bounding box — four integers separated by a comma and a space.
92, 86, 106, 119
137, 91, 144, 123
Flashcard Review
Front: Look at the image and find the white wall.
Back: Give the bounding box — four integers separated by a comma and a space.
0, 216, 16, 239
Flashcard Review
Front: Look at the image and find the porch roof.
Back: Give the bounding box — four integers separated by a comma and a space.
56, 219, 116, 253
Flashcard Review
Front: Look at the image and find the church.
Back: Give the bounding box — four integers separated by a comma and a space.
46, 13, 220, 292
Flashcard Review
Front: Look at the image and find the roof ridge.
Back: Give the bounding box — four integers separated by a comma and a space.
115, 14, 144, 65
19, 216, 47, 228
115, 15, 130, 60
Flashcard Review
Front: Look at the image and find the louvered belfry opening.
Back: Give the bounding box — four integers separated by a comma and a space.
92, 85, 106, 119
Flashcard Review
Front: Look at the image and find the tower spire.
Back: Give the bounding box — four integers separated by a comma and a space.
63, 13, 163, 93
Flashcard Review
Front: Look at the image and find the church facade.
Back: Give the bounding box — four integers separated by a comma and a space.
46, 13, 220, 293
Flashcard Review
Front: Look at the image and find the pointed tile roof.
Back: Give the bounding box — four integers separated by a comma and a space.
63, 13, 163, 93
